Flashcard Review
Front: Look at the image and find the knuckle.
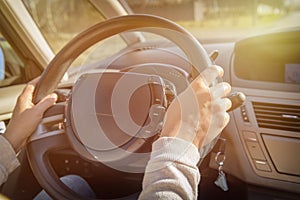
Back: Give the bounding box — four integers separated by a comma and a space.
213, 101, 225, 113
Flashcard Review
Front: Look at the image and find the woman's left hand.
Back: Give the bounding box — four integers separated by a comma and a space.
3, 77, 57, 152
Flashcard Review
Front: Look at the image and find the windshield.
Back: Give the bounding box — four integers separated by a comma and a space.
125, 0, 300, 43
23, 0, 105, 54
22, 0, 300, 65
24, 0, 300, 51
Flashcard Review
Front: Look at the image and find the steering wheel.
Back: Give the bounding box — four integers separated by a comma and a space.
27, 14, 212, 200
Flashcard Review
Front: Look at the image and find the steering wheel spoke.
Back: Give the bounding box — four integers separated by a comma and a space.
26, 133, 86, 200
26, 103, 85, 199
29, 103, 66, 142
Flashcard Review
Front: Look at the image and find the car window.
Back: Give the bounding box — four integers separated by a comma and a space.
0, 33, 26, 88
0, 42, 4, 80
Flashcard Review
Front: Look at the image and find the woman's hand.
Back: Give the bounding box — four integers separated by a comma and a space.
3, 77, 57, 152
160, 65, 231, 149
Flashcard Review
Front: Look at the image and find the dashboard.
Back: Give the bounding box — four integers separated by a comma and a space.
205, 28, 300, 195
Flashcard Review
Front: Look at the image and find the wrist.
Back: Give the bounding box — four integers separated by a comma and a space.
3, 129, 20, 153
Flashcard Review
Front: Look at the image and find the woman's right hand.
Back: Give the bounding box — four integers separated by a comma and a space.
160, 65, 231, 149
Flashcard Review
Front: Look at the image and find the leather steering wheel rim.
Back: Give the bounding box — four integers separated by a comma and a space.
27, 14, 212, 200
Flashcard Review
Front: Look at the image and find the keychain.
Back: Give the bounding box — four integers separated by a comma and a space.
214, 138, 229, 191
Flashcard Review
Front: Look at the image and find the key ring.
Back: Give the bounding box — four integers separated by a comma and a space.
215, 151, 226, 166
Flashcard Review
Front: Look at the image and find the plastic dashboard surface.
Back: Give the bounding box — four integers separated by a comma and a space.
218, 28, 300, 194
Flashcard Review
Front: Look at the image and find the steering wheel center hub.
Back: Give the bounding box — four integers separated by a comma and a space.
65, 72, 167, 166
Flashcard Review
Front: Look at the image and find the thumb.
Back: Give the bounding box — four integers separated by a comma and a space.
35, 93, 58, 114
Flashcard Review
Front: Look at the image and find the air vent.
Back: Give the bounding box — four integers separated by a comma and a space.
252, 102, 300, 132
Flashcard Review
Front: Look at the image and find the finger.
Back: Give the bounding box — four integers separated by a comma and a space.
211, 98, 231, 124
15, 85, 34, 114
35, 93, 58, 114
20, 76, 40, 97
199, 65, 223, 86
224, 97, 232, 111
18, 83, 36, 107
210, 99, 231, 129
210, 82, 231, 99
19, 77, 41, 103
28, 76, 41, 86
224, 112, 230, 126
212, 98, 227, 114
21, 83, 35, 97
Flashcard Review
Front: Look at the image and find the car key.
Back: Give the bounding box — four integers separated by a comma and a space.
214, 138, 229, 191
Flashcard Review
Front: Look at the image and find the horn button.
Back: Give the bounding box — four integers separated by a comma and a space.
65, 72, 167, 164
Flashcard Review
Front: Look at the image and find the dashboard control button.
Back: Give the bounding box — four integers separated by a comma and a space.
243, 131, 257, 141
246, 141, 266, 161
240, 105, 250, 122
254, 160, 272, 172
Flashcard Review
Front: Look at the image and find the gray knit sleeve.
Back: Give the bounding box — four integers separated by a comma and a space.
138, 137, 200, 200
0, 135, 20, 185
